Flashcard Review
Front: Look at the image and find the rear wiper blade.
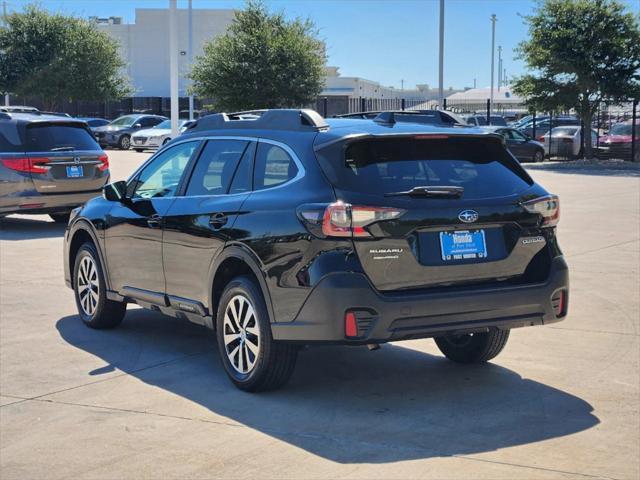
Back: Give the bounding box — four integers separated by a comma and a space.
385, 186, 464, 198
50, 146, 75, 152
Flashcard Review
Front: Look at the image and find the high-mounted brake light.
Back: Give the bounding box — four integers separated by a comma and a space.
98, 154, 109, 171
321, 202, 405, 238
523, 195, 560, 227
0, 156, 50, 174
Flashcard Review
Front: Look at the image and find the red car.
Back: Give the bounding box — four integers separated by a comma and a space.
598, 120, 640, 161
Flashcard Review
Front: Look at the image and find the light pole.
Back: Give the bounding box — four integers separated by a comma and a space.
489, 14, 497, 120
3, 0, 9, 106
497, 45, 502, 92
169, 0, 179, 138
438, 0, 445, 109
188, 0, 194, 120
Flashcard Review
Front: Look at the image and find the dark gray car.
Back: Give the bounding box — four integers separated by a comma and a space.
0, 112, 110, 222
93, 114, 166, 150
480, 126, 545, 162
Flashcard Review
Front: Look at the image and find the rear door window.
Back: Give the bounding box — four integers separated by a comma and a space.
185, 139, 249, 196
316, 137, 533, 199
25, 123, 99, 152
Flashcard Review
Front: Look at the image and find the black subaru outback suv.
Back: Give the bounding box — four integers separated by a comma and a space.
63, 109, 569, 392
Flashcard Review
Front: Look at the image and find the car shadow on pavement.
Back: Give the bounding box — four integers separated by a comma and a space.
0, 216, 66, 240
56, 310, 599, 464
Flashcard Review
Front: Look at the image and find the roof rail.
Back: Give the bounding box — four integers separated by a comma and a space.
187, 109, 329, 133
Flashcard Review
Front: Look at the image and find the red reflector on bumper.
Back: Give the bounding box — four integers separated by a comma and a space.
345, 312, 358, 338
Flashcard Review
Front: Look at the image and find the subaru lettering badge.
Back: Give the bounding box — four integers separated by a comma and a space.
458, 210, 479, 223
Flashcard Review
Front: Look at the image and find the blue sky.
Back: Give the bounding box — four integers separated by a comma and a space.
8, 0, 640, 90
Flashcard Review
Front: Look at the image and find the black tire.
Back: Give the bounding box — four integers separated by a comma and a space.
533, 149, 544, 163
215, 276, 297, 392
434, 329, 510, 364
73, 242, 126, 329
118, 135, 131, 150
162, 138, 171, 145
134, 148, 144, 153
49, 212, 71, 223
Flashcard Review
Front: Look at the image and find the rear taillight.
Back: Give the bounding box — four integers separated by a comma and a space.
0, 156, 50, 174
98, 154, 109, 171
321, 202, 405, 238
523, 195, 560, 227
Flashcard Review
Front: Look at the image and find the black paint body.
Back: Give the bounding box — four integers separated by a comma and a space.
63, 119, 569, 343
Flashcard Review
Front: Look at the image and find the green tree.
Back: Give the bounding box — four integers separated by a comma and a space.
190, 1, 326, 112
512, 0, 640, 158
0, 5, 131, 110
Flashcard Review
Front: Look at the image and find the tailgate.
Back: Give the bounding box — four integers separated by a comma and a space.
316, 134, 551, 291
25, 122, 108, 194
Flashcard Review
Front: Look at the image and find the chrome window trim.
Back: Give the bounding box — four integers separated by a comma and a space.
128, 135, 306, 196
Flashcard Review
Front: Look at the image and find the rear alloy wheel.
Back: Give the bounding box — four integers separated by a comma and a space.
73, 243, 126, 329
118, 135, 131, 150
533, 150, 544, 163
216, 276, 297, 392
434, 329, 510, 364
49, 212, 71, 223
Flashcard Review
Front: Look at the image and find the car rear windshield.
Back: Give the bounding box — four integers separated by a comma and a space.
25, 123, 100, 152
316, 136, 533, 199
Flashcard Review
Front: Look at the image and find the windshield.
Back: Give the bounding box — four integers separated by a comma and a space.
109, 115, 139, 127
551, 127, 579, 136
609, 123, 638, 136
154, 120, 186, 129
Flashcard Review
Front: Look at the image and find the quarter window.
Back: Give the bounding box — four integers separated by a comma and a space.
253, 143, 298, 190
130, 141, 198, 198
185, 139, 249, 196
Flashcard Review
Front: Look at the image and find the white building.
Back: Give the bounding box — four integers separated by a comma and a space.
95, 8, 235, 97
321, 67, 429, 101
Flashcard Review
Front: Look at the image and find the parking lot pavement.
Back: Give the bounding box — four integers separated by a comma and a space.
1, 150, 638, 479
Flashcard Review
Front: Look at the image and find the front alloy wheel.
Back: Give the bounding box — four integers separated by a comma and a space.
73, 242, 126, 329
77, 256, 99, 317
119, 135, 131, 150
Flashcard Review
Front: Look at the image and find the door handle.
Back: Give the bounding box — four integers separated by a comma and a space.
209, 212, 228, 229
147, 214, 162, 228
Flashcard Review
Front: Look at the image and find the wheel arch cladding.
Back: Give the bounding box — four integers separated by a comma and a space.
210, 246, 275, 325
68, 222, 107, 288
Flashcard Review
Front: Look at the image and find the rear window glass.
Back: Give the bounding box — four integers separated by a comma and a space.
25, 124, 100, 152
317, 137, 533, 199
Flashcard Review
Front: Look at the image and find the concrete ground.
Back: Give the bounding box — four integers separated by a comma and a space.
1, 150, 638, 479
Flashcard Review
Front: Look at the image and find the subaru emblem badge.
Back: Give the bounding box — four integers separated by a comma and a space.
74, 157, 80, 164
458, 210, 479, 223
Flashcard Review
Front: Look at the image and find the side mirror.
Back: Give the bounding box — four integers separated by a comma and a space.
133, 123, 142, 128
103, 180, 127, 202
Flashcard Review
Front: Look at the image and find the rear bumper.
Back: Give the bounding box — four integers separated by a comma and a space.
271, 256, 569, 343
0, 190, 102, 215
